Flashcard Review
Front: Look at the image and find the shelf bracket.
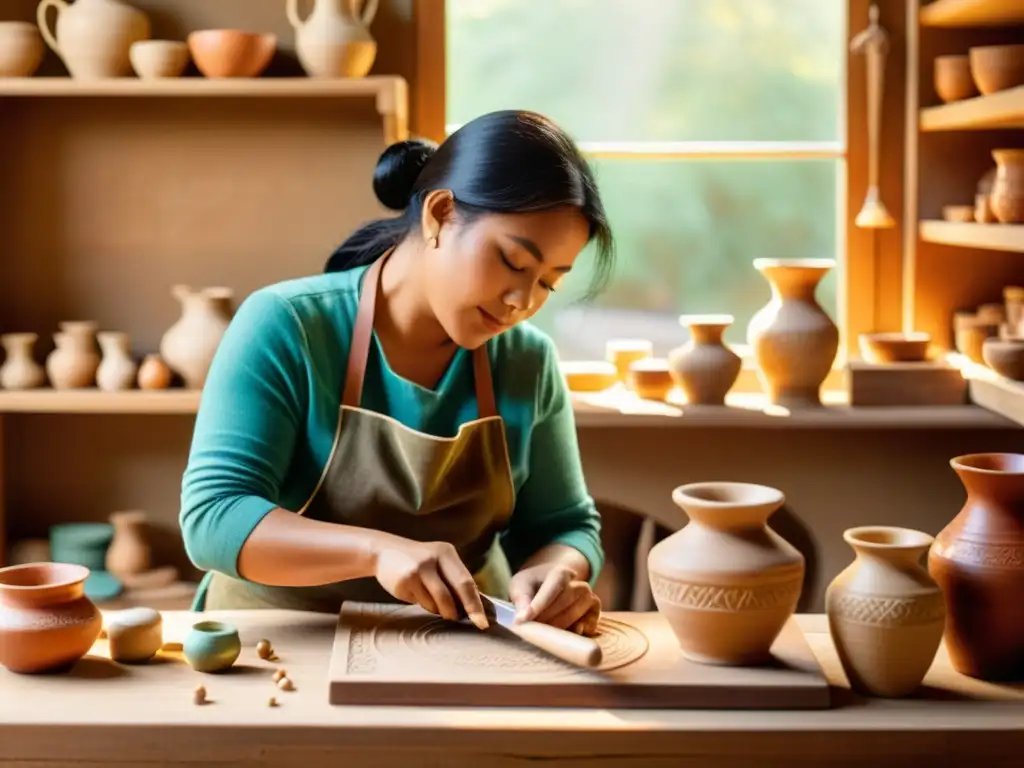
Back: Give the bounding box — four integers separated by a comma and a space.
375, 78, 410, 146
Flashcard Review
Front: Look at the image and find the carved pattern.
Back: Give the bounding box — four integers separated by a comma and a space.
346, 604, 403, 674
828, 592, 946, 628
941, 539, 1024, 570
649, 573, 801, 612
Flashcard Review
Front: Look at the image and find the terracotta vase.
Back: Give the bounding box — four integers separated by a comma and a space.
747, 258, 838, 407
826, 526, 946, 698
0, 562, 103, 674
0, 21, 45, 76
990, 149, 1024, 224
647, 482, 805, 665
0, 333, 46, 390
288, 0, 379, 78
96, 331, 138, 391
137, 353, 172, 389
45, 321, 100, 389
668, 314, 742, 405
928, 453, 1024, 682
159, 285, 234, 390
37, 0, 151, 79
105, 510, 151, 580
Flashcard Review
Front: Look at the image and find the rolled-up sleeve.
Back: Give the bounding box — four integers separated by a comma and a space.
179, 289, 309, 578
500, 336, 604, 585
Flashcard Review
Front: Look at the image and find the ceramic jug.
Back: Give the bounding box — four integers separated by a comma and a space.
647, 481, 805, 665
747, 258, 838, 407
37, 0, 150, 79
0, 333, 46, 390
287, 0, 379, 78
668, 315, 742, 405
159, 285, 234, 390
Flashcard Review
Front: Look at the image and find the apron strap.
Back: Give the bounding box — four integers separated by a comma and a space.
342, 248, 499, 420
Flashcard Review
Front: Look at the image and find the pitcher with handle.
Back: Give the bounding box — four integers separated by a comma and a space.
287, 0, 379, 79
37, 0, 150, 79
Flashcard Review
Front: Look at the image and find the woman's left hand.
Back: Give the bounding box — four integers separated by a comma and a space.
508, 562, 601, 636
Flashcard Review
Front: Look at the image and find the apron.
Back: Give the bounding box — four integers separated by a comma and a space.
202, 250, 517, 612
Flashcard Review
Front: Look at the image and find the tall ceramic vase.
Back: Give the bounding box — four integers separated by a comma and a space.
287, 0, 379, 78
747, 258, 838, 407
990, 149, 1024, 224
668, 314, 742, 405
0, 333, 46, 390
37, 0, 151, 79
826, 526, 945, 698
647, 482, 805, 666
928, 453, 1024, 682
159, 285, 234, 390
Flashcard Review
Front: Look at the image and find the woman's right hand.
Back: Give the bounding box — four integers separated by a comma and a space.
372, 534, 490, 630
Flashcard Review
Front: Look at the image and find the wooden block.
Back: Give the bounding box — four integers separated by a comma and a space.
968, 375, 1024, 427
846, 361, 968, 406
328, 603, 830, 710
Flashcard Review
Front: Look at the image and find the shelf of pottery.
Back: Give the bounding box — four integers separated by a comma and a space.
0, 0, 407, 142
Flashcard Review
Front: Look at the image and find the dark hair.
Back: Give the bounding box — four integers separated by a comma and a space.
324, 109, 615, 298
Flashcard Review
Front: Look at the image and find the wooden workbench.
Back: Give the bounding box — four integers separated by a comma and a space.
0, 610, 1020, 767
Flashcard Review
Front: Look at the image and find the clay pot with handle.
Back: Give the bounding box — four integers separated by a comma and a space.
37, 0, 150, 79
288, 0, 379, 78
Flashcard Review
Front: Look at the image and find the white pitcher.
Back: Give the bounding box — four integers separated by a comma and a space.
287, 0, 378, 79
37, 0, 150, 79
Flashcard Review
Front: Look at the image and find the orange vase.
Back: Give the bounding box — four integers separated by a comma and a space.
0, 562, 103, 674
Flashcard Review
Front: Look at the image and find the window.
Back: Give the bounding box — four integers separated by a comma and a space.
443, 0, 849, 363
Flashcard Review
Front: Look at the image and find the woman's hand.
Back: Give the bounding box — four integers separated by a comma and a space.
508, 562, 602, 636
372, 534, 490, 630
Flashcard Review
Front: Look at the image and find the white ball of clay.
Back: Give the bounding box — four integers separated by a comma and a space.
106, 607, 163, 663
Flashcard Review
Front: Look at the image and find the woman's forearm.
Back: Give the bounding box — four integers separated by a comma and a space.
236, 508, 386, 587
519, 543, 591, 582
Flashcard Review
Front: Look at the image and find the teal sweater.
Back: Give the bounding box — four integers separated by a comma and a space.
179, 264, 604, 600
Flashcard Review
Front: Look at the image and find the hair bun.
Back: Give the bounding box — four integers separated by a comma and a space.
373, 138, 437, 211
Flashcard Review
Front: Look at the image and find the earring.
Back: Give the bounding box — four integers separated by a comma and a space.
427, 235, 438, 248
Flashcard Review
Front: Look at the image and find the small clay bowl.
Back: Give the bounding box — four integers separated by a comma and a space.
982, 337, 1024, 381
560, 361, 617, 393
130, 40, 190, 79
627, 358, 674, 401
968, 44, 1024, 95
0, 21, 44, 77
858, 332, 931, 364
187, 29, 277, 78
183, 620, 241, 673
934, 54, 978, 103
942, 204, 976, 223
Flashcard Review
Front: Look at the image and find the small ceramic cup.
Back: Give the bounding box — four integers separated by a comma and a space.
183, 620, 241, 673
130, 40, 190, 79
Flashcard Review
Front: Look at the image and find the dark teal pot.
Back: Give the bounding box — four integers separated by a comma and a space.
183, 620, 241, 673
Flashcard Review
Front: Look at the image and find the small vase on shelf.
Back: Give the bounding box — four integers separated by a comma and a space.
0, 333, 46, 390
96, 331, 138, 391
46, 321, 100, 389
159, 285, 234, 390
668, 315, 742, 405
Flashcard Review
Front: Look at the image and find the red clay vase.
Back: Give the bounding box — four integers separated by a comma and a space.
928, 453, 1024, 681
0, 562, 103, 674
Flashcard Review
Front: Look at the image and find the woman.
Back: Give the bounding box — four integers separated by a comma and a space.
179, 109, 615, 636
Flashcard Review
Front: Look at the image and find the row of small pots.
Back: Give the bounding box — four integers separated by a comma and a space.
934, 44, 1024, 103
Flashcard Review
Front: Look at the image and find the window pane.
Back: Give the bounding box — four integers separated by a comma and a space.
531, 158, 840, 360
446, 0, 846, 142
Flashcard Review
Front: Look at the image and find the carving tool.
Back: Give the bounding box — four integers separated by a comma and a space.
479, 594, 603, 668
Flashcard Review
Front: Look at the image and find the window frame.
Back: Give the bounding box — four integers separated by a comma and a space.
411, 0, 902, 383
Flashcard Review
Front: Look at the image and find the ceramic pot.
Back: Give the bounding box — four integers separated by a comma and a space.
45, 321, 100, 389
0, 21, 45, 76
183, 620, 241, 672
990, 149, 1024, 224
105, 510, 151, 580
929, 453, 1024, 682
647, 482, 805, 665
605, 339, 652, 385
0, 333, 46, 390
0, 562, 103, 674
96, 331, 137, 391
159, 285, 234, 389
129, 39, 188, 79
747, 258, 838, 407
137, 353, 172, 389
826, 527, 945, 698
288, 0, 379, 78
37, 0, 151, 79
668, 314, 742, 405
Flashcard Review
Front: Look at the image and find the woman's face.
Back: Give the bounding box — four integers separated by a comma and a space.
421, 192, 591, 349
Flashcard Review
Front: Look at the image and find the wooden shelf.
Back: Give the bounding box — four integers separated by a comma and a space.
920, 0, 1024, 27
0, 390, 200, 414
919, 221, 1024, 252
920, 86, 1024, 131
947, 353, 1024, 427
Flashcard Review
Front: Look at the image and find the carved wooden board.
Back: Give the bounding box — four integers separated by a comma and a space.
328, 603, 831, 709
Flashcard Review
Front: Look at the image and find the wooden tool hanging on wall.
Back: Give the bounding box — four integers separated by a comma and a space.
851, 3, 896, 229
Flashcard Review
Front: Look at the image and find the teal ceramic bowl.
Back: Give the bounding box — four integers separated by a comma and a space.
183, 620, 241, 673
